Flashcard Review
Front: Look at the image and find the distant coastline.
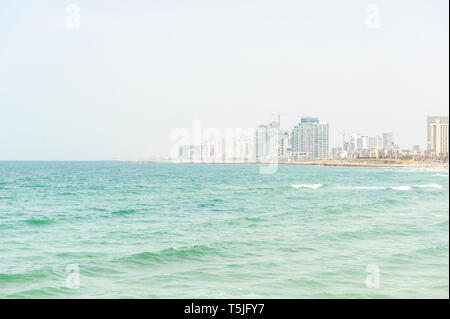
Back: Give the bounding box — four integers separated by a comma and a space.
278, 160, 448, 170
125, 159, 449, 170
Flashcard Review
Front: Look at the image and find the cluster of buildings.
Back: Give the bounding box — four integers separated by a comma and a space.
174, 115, 449, 163
176, 116, 330, 162
254, 116, 329, 161
331, 132, 399, 159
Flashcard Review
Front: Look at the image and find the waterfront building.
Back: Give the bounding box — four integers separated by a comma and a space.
347, 133, 376, 157
412, 145, 421, 154
178, 144, 202, 162
382, 132, 394, 152
291, 117, 329, 160
427, 116, 449, 150
255, 120, 280, 161
278, 130, 292, 160
368, 136, 378, 149
429, 118, 449, 157
369, 147, 379, 158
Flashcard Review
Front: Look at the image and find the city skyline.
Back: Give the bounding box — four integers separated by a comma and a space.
173, 114, 449, 163
0, 0, 448, 160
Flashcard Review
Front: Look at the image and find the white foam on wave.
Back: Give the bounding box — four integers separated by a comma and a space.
415, 184, 443, 189
399, 167, 448, 173
433, 174, 449, 177
223, 185, 248, 190
344, 186, 385, 190
291, 184, 323, 189
341, 184, 443, 191
390, 186, 412, 191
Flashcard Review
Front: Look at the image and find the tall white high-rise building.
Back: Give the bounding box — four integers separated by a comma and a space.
382, 132, 394, 152
254, 121, 279, 161
368, 136, 378, 149
427, 116, 449, 150
429, 118, 449, 157
291, 117, 329, 160
278, 130, 291, 159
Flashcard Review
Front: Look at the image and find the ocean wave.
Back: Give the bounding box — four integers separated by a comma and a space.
122, 245, 221, 265
6, 286, 74, 298
391, 186, 412, 191
111, 209, 139, 215
415, 184, 443, 189
433, 174, 449, 177
340, 184, 443, 191
227, 216, 265, 225
0, 268, 59, 284
222, 185, 248, 190
291, 184, 322, 189
434, 220, 449, 228
343, 186, 385, 190
415, 244, 449, 257
23, 218, 55, 226
58, 192, 77, 196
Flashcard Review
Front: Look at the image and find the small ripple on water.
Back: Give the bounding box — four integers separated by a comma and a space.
226, 216, 265, 225
7, 286, 75, 298
23, 218, 55, 226
111, 209, 139, 216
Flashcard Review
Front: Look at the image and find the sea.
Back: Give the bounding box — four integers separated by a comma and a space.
0, 161, 448, 298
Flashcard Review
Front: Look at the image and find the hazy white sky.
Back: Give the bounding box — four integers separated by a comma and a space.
0, 0, 448, 160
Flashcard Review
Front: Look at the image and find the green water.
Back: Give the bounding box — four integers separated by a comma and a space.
0, 161, 448, 298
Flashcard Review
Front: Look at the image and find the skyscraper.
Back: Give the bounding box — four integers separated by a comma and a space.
427, 116, 449, 150
278, 130, 291, 159
429, 118, 449, 157
255, 121, 279, 161
291, 117, 329, 160
382, 132, 394, 152
368, 136, 378, 149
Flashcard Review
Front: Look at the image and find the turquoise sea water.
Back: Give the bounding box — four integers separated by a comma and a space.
0, 161, 448, 298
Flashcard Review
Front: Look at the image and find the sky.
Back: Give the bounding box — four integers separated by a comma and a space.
0, 0, 448, 160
